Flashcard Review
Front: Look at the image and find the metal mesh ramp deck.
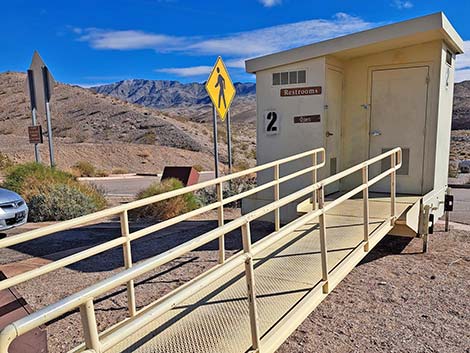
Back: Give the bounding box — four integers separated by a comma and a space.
99, 196, 419, 353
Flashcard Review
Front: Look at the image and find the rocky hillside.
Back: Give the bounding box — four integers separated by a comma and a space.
91, 79, 256, 123
453, 81, 470, 130
0, 72, 246, 173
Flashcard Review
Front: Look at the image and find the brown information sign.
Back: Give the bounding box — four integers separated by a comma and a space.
28, 125, 43, 144
281, 86, 322, 97
294, 115, 321, 124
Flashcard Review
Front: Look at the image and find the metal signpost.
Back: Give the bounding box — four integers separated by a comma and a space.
26, 69, 41, 163
25, 51, 55, 167
205, 56, 236, 178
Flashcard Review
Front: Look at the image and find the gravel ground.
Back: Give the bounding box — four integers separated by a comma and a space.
278, 225, 470, 353
1, 220, 469, 353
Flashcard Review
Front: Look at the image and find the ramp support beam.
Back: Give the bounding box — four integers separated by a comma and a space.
362, 166, 370, 252
80, 300, 101, 353
317, 186, 329, 294
242, 222, 261, 352
120, 210, 137, 317
216, 182, 225, 264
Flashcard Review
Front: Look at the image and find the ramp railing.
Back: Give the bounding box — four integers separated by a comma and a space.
0, 147, 401, 353
0, 148, 324, 339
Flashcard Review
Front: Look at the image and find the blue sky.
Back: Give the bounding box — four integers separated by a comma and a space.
2, 0, 470, 86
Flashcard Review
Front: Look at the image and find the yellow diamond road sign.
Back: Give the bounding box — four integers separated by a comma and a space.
205, 56, 236, 121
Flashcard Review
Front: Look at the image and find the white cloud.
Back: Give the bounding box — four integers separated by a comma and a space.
455, 69, 470, 83
259, 0, 282, 7
79, 29, 184, 50
155, 65, 213, 77
454, 40, 470, 82
392, 0, 413, 9
77, 13, 377, 58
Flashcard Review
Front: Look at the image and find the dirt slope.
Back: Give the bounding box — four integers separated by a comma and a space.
0, 72, 256, 173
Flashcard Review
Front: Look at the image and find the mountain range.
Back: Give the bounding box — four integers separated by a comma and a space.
91, 80, 256, 123
92, 78, 470, 130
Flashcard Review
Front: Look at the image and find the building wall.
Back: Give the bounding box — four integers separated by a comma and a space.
340, 40, 443, 192
426, 42, 457, 217
243, 57, 327, 222
243, 40, 453, 223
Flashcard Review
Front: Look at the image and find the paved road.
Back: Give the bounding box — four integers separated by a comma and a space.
80, 172, 216, 198
450, 188, 470, 225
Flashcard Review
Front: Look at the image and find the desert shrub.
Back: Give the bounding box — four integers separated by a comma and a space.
112, 168, 129, 175
2, 163, 106, 221
0, 152, 13, 170
28, 184, 99, 222
196, 176, 257, 208
131, 178, 199, 221
193, 164, 204, 172
72, 161, 96, 177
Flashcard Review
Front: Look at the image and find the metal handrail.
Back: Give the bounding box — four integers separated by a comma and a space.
0, 148, 326, 293
0, 147, 401, 353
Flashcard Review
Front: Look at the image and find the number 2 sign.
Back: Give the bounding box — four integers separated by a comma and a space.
264, 111, 279, 136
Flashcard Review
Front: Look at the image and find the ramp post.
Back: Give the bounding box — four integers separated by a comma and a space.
317, 186, 329, 294
362, 166, 370, 252
312, 152, 318, 210
216, 183, 225, 263
79, 299, 101, 353
390, 152, 397, 225
241, 222, 260, 352
445, 187, 451, 232
422, 205, 431, 253
120, 210, 137, 317
274, 164, 280, 231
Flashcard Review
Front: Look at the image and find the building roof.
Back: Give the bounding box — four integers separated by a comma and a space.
245, 12, 464, 73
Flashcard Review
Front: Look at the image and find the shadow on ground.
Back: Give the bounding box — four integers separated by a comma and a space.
3, 219, 275, 273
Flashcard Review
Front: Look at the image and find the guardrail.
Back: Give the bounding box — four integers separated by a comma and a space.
0, 147, 401, 353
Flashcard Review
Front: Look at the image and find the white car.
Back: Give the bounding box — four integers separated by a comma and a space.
0, 188, 28, 231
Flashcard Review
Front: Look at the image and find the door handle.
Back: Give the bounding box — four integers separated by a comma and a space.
326, 131, 334, 137
370, 130, 382, 136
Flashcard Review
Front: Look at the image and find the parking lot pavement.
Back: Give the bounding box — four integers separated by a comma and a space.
450, 188, 470, 225
80, 171, 216, 198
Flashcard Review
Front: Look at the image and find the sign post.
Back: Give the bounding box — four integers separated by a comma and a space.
25, 51, 55, 167
26, 69, 41, 163
226, 109, 233, 174
42, 66, 55, 167
205, 56, 236, 178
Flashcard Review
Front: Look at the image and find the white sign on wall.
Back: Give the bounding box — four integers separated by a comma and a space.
264, 111, 279, 135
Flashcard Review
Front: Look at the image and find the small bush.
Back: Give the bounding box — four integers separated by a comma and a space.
0, 152, 13, 171
72, 161, 96, 177
131, 178, 199, 221
112, 168, 128, 175
196, 176, 256, 208
28, 184, 100, 222
193, 164, 204, 172
2, 163, 106, 221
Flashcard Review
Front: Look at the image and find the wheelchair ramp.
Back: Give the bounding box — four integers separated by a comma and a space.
99, 196, 418, 353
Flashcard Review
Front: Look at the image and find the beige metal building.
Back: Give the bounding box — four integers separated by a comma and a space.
242, 12, 464, 229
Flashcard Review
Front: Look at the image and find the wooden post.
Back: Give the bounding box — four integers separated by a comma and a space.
241, 222, 260, 351
362, 166, 370, 252
79, 299, 101, 352
274, 164, 280, 231
216, 182, 225, 264
390, 152, 396, 225
317, 186, 329, 294
120, 211, 136, 317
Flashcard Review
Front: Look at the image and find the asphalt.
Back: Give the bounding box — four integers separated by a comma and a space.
80, 171, 216, 198
449, 188, 470, 225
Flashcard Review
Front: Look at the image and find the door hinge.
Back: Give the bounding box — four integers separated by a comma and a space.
426, 75, 430, 84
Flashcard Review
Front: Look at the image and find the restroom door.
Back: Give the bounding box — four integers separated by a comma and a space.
369, 66, 429, 194
325, 67, 343, 194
